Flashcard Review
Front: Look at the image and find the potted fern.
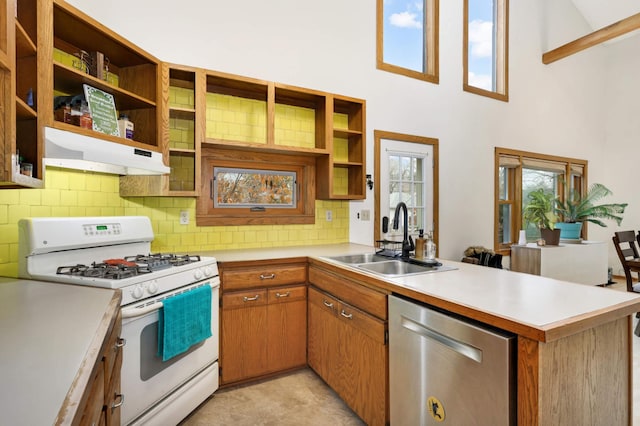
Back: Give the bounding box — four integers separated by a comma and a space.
522, 188, 560, 245
554, 183, 627, 240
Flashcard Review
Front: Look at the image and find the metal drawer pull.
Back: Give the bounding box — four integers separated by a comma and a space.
112, 393, 125, 409
275, 291, 290, 298
323, 300, 334, 308
260, 273, 276, 280
340, 310, 353, 319
243, 295, 260, 302
115, 337, 126, 348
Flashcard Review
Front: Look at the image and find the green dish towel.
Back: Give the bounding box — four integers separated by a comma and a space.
158, 285, 212, 362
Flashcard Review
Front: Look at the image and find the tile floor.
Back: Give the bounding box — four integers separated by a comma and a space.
182, 283, 640, 426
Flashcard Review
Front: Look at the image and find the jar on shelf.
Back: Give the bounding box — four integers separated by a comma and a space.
118, 114, 134, 140
79, 101, 93, 129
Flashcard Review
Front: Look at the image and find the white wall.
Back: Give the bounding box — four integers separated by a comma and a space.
602, 33, 640, 275
67, 0, 614, 262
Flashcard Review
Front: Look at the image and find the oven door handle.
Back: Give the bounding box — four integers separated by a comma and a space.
122, 303, 163, 319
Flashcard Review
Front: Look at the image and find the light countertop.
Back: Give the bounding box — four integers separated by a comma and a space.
202, 243, 640, 342
0, 277, 120, 425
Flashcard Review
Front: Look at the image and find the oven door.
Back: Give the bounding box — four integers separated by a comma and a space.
120, 278, 219, 425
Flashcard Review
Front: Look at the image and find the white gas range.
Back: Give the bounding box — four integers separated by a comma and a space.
18, 216, 220, 426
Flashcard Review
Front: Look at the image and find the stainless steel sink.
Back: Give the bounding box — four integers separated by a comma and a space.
356, 260, 441, 276
324, 254, 456, 277
326, 253, 390, 264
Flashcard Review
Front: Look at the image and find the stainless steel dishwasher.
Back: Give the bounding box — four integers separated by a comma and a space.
389, 295, 516, 425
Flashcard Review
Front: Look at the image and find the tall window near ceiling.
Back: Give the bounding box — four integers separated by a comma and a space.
495, 148, 587, 254
377, 0, 439, 83
464, 0, 509, 101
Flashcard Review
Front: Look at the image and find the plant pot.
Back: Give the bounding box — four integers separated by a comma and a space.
540, 228, 561, 245
555, 222, 582, 240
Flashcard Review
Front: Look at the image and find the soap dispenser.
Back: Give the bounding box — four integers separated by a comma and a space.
414, 229, 426, 259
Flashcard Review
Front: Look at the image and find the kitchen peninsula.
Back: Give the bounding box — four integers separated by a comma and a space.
210, 243, 640, 426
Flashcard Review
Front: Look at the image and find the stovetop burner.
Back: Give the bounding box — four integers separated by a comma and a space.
56, 253, 203, 280
57, 262, 141, 280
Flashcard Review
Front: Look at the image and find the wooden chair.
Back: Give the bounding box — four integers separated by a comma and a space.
612, 231, 640, 293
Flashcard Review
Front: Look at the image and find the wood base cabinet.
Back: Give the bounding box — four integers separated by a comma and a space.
307, 265, 389, 426
220, 260, 308, 385
80, 310, 123, 425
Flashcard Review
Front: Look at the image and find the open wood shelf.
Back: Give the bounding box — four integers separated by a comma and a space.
16, 96, 36, 119
53, 61, 156, 109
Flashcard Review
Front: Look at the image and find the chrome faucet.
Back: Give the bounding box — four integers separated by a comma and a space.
392, 202, 415, 259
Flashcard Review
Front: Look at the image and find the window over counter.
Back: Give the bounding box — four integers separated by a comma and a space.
213, 168, 297, 209
376, 0, 439, 83
495, 148, 587, 254
197, 147, 316, 226
463, 0, 509, 101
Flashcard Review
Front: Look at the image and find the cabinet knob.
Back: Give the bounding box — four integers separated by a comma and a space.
323, 300, 334, 309
115, 337, 126, 348
259, 273, 276, 280
275, 291, 290, 298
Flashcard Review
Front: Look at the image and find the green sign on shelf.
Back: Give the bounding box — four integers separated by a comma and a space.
83, 84, 120, 137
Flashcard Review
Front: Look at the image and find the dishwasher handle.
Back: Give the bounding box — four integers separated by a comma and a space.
400, 316, 483, 363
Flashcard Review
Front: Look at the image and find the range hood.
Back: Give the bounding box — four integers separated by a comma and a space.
44, 127, 170, 175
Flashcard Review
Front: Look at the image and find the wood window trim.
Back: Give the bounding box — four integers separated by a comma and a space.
494, 147, 588, 255
376, 0, 440, 84
197, 147, 316, 226
373, 130, 440, 246
463, 0, 509, 102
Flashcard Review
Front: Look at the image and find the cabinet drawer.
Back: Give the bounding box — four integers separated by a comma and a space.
308, 286, 339, 316
337, 299, 386, 345
267, 285, 306, 304
222, 264, 307, 291
309, 265, 387, 320
222, 289, 268, 309
310, 285, 385, 345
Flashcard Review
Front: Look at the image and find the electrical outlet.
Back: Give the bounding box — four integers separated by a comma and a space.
326, 210, 333, 222
179, 210, 189, 225
361, 209, 370, 221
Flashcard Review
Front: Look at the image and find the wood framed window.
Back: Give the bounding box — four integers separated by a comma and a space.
376, 0, 439, 83
197, 147, 316, 226
464, 0, 509, 101
494, 148, 587, 254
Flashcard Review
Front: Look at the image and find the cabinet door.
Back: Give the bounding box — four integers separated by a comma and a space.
307, 286, 340, 389
336, 300, 388, 426
266, 285, 307, 372
220, 289, 268, 384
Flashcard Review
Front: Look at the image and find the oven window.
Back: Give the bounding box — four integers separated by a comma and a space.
140, 322, 205, 381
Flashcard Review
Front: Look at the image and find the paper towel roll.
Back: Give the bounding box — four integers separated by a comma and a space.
518, 230, 527, 245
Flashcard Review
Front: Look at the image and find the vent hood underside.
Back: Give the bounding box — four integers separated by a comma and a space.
44, 127, 170, 176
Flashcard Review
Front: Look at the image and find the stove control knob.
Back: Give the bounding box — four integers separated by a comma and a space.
194, 269, 204, 280
148, 281, 159, 294
132, 285, 144, 299
204, 266, 214, 277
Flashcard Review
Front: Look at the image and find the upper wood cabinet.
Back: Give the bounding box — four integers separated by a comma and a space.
120, 63, 204, 197
317, 95, 366, 200
202, 71, 366, 200
0, 0, 43, 188
37, 0, 163, 151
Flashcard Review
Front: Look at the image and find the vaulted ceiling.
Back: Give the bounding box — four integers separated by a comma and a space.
573, 0, 640, 35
